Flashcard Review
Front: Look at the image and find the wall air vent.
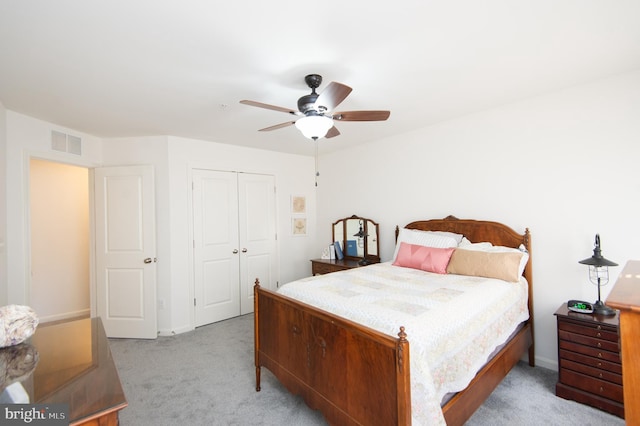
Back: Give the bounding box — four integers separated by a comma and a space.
51, 130, 82, 155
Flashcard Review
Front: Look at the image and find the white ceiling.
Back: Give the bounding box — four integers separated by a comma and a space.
1, 1, 639, 156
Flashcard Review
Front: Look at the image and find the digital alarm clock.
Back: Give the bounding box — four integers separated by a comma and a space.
567, 300, 595, 314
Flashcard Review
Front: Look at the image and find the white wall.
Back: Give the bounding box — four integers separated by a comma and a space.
102, 135, 317, 335
0, 102, 6, 305
317, 69, 640, 369
4, 111, 102, 306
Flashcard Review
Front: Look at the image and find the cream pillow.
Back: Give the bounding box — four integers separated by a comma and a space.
457, 240, 529, 277
446, 248, 524, 282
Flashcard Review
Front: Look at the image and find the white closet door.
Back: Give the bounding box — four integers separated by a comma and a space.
192, 170, 277, 326
238, 173, 277, 315
193, 170, 240, 326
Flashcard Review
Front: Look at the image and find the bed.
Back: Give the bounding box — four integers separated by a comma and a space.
254, 215, 535, 425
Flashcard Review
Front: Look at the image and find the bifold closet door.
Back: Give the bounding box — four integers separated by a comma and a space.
237, 172, 277, 315
192, 169, 276, 327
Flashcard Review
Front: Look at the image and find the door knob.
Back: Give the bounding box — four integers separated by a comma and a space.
242, 248, 248, 253
232, 249, 238, 254
144, 258, 153, 264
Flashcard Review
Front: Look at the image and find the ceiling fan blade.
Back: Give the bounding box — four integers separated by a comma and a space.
240, 100, 300, 115
314, 82, 352, 112
333, 110, 391, 121
325, 126, 341, 138
258, 121, 296, 132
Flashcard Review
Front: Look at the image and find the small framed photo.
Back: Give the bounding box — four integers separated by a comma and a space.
291, 195, 306, 214
292, 218, 307, 236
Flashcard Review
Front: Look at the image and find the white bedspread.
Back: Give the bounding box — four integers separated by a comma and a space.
277, 262, 529, 425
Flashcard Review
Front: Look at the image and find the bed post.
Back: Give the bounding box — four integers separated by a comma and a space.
254, 278, 261, 392
396, 326, 412, 425
524, 228, 535, 367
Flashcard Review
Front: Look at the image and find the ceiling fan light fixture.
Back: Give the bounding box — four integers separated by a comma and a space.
295, 115, 334, 140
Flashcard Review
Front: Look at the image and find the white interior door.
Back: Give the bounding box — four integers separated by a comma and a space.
94, 165, 157, 338
192, 170, 277, 326
238, 173, 277, 314
193, 169, 240, 327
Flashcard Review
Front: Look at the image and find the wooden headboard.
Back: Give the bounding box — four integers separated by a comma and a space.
397, 215, 531, 252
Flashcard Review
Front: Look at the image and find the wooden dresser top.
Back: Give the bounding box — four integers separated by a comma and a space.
607, 260, 640, 313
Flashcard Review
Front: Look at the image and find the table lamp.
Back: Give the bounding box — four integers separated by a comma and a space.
578, 234, 618, 316
353, 220, 369, 266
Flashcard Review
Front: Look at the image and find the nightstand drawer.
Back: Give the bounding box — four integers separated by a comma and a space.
558, 320, 618, 342
556, 383, 624, 418
558, 329, 619, 352
560, 369, 623, 403
558, 339, 620, 363
559, 349, 622, 374
312, 262, 350, 275
559, 358, 622, 384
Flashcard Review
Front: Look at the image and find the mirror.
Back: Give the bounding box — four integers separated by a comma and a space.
332, 215, 380, 265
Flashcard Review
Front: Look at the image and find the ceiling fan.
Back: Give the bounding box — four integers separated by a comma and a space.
240, 74, 390, 140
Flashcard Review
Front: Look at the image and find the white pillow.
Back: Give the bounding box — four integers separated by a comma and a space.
457, 240, 529, 277
393, 228, 460, 261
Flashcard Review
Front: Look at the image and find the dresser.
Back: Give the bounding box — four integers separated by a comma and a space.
606, 260, 640, 425
0, 317, 127, 425
554, 305, 624, 418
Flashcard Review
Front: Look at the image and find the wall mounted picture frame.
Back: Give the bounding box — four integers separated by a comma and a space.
292, 218, 307, 236
291, 195, 306, 214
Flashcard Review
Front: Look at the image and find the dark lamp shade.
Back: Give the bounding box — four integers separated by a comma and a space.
353, 221, 367, 238
578, 234, 617, 267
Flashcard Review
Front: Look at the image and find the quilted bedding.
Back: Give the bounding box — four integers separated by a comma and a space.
277, 262, 529, 425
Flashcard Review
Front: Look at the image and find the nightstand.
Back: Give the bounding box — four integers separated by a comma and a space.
554, 304, 624, 418
310, 258, 362, 275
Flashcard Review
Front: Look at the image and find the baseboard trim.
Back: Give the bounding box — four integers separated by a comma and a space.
158, 323, 193, 336
39, 308, 90, 324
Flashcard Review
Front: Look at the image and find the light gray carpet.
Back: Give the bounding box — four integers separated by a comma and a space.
108, 314, 624, 425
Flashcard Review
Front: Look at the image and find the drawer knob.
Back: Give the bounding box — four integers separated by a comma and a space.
599, 373, 603, 378
598, 362, 602, 367
598, 353, 603, 358
597, 342, 602, 348
597, 325, 602, 330
600, 386, 604, 393
596, 332, 602, 337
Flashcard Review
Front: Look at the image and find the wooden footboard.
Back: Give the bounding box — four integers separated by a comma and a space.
254, 280, 411, 425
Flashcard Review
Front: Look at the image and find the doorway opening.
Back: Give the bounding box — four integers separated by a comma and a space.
29, 158, 90, 323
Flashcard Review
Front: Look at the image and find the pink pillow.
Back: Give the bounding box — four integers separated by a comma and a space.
393, 243, 455, 274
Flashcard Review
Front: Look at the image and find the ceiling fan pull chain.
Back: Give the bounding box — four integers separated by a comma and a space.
315, 139, 319, 187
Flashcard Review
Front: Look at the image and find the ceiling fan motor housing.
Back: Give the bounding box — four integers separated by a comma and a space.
297, 93, 319, 114
298, 74, 323, 114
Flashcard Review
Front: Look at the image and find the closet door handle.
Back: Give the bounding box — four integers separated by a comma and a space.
242, 248, 248, 253
144, 258, 153, 264
232, 249, 238, 254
